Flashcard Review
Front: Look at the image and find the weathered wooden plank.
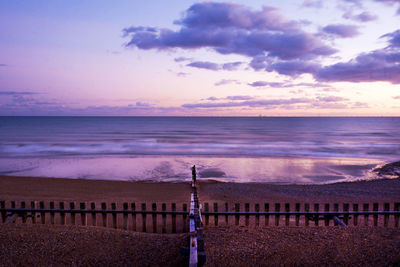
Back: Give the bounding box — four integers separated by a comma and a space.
182, 203, 188, 233
204, 203, 209, 226
225, 203, 229, 225
333, 216, 346, 226
152, 203, 157, 233
373, 203, 379, 226
255, 203, 260, 227
4, 213, 17, 225
214, 203, 218, 226
39, 201, 46, 224
162, 203, 167, 233
275, 203, 280, 226
91, 202, 96, 226
285, 203, 290, 226
60, 202, 66, 225
363, 203, 369, 226
235, 203, 240, 226
384, 203, 390, 227
101, 202, 107, 227
21, 201, 27, 223
353, 204, 358, 226
0, 201, 6, 223
314, 203, 319, 226
295, 203, 300, 226
70, 202, 76, 225
324, 203, 329, 226
189, 236, 198, 267
131, 202, 136, 231
343, 203, 349, 225
122, 202, 128, 230
333, 203, 339, 226
80, 202, 87, 226
141, 203, 147, 232
31, 201, 37, 224
112, 203, 117, 229
305, 203, 310, 227
50, 201, 55, 224
395, 202, 400, 228
245, 203, 250, 226
172, 203, 176, 233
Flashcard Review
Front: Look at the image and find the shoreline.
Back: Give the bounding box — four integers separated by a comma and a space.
1, 175, 399, 203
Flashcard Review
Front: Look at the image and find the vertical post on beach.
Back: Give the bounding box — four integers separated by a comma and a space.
285, 203, 290, 226
131, 203, 136, 231
141, 203, 147, 232
275, 203, 280, 226
101, 202, 107, 227
255, 204, 260, 227
171, 203, 176, 233
353, 204, 358, 226
50, 201, 55, 224
20, 201, 27, 223
245, 203, 250, 226
60, 202, 66, 225
333, 203, 339, 226
111, 203, 117, 229
214, 203, 219, 226
39, 201, 46, 224
225, 203, 229, 225
90, 202, 96, 226
314, 203, 319, 226
192, 165, 196, 184
343, 203, 349, 225
80, 202, 87, 226
31, 201, 37, 224
204, 203, 209, 226
182, 203, 187, 233
395, 202, 400, 228
324, 204, 329, 226
161, 203, 167, 233
305, 203, 310, 227
295, 203, 300, 226
123, 202, 128, 230
152, 203, 157, 233
0, 201, 5, 223
70, 202, 76, 225
235, 203, 240, 226
373, 203, 378, 226
363, 203, 369, 226
265, 203, 269, 226
384, 203, 390, 227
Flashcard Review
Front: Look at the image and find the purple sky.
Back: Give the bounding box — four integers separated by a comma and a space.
0, 0, 399, 116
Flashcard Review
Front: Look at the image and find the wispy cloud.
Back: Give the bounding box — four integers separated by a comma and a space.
186, 61, 242, 71
214, 79, 241, 86
321, 24, 360, 38
0, 64, 7, 67
0, 91, 39, 95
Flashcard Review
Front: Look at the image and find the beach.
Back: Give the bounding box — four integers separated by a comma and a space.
1, 175, 400, 266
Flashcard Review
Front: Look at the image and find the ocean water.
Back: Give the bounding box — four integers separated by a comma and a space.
0, 116, 399, 183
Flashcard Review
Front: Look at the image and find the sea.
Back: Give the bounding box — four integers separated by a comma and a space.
0, 116, 399, 184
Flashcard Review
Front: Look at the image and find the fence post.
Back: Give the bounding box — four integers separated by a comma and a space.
264, 203, 269, 226
182, 203, 188, 233
275, 203, 280, 226
162, 203, 167, 233
314, 203, 319, 226
305, 203, 310, 227
91, 202, 96, 226
235, 203, 240, 226
141, 203, 147, 232
111, 203, 117, 229
31, 201, 37, 224
323, 203, 329, 226
39, 201, 46, 224
245, 203, 250, 226
172, 203, 176, 233
285, 203, 290, 226
373, 203, 378, 226
80, 202, 87, 226
0, 201, 5, 223
384, 203, 390, 227
363, 203, 369, 226
295, 203, 300, 226
333, 203, 339, 226
49, 201, 55, 224
255, 204, 260, 227
20, 201, 27, 223
122, 202, 128, 230
60, 202, 66, 225
343, 203, 349, 225
214, 203, 218, 226
131, 203, 136, 231
204, 203, 209, 226
70, 202, 76, 225
152, 203, 157, 233
101, 202, 107, 227
225, 203, 229, 225
353, 204, 358, 226
395, 202, 400, 228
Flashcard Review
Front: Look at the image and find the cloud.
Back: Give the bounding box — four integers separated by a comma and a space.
302, 0, 323, 8
0, 91, 39, 95
316, 30, 400, 84
186, 61, 242, 71
393, 96, 400, 99
123, 2, 336, 67
343, 11, 378, 22
322, 24, 360, 38
182, 98, 312, 109
206, 95, 255, 101
0, 64, 7, 67
248, 81, 331, 88
248, 81, 270, 87
214, 79, 241, 86
174, 57, 192, 62
187, 61, 220, 70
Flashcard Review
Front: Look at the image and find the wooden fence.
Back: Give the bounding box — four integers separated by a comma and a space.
1, 200, 399, 229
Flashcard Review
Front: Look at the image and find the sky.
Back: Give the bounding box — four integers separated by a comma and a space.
0, 0, 399, 116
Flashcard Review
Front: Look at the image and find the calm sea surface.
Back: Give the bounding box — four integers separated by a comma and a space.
0, 117, 399, 183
